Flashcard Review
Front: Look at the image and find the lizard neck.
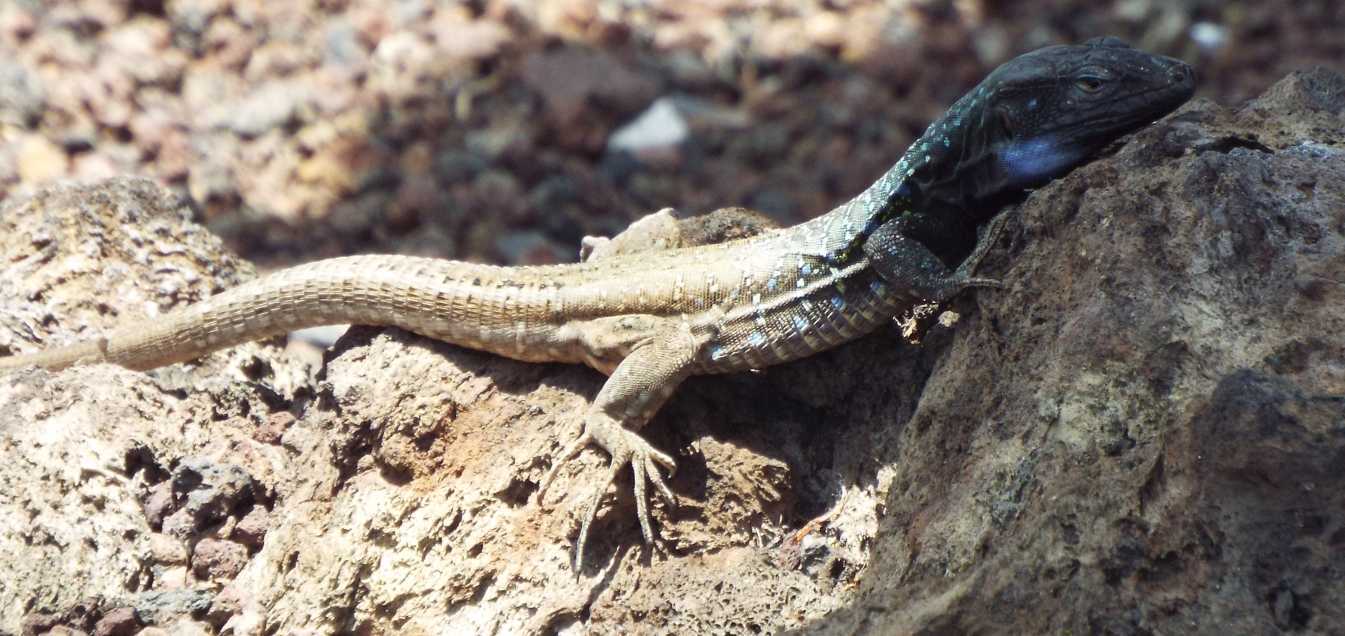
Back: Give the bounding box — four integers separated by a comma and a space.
802, 83, 994, 262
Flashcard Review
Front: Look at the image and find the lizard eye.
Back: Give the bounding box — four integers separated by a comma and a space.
1075, 76, 1106, 93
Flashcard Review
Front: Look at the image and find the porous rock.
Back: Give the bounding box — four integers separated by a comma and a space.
1, 69, 1343, 633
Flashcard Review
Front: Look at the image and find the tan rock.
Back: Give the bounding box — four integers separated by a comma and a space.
17, 135, 68, 183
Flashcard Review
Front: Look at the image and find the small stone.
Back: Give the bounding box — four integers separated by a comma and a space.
202, 18, 257, 70
804, 12, 847, 49
161, 508, 197, 540
149, 532, 189, 565
254, 412, 293, 445
520, 48, 657, 125
0, 62, 44, 125
71, 153, 120, 182
191, 538, 250, 580
607, 97, 689, 166
390, 175, 443, 230
1190, 22, 1228, 52
231, 506, 271, 550
156, 566, 190, 590
17, 136, 69, 183
155, 132, 193, 181
142, 481, 175, 528
433, 18, 512, 62
213, 82, 309, 137
93, 607, 140, 636
20, 613, 62, 635
173, 459, 256, 529
322, 18, 365, 67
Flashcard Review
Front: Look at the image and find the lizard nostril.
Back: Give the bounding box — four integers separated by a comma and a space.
1169, 63, 1194, 85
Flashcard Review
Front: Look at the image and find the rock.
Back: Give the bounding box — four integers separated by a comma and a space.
320, 18, 365, 68
811, 68, 1345, 634
1, 72, 1344, 633
520, 47, 658, 125
606, 97, 689, 161
132, 589, 213, 626
231, 506, 271, 549
91, 607, 139, 636
254, 412, 294, 445
0, 62, 44, 125
210, 81, 311, 137
141, 481, 175, 528
431, 17, 512, 62
191, 538, 249, 580
16, 135, 69, 183
147, 533, 189, 566
0, 179, 301, 632
173, 459, 256, 531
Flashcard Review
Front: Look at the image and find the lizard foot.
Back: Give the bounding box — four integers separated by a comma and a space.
537, 410, 677, 567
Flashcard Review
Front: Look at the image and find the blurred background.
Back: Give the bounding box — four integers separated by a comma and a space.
0, 0, 1340, 269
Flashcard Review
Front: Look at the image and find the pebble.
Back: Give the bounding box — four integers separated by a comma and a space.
213, 81, 310, 137
191, 537, 250, 579
92, 607, 140, 636
0, 62, 44, 125
607, 96, 689, 155
17, 135, 69, 183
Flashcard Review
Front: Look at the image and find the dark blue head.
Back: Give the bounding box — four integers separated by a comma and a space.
903, 37, 1195, 215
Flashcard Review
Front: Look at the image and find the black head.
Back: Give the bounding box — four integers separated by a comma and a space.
904, 37, 1195, 216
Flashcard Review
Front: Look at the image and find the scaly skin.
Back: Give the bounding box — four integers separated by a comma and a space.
0, 38, 1195, 566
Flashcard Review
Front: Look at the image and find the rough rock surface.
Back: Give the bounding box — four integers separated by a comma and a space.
1, 69, 1344, 633
811, 67, 1345, 634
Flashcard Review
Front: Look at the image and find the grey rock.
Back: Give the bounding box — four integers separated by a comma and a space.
173, 459, 256, 530
132, 589, 213, 626
210, 82, 310, 137
0, 62, 44, 126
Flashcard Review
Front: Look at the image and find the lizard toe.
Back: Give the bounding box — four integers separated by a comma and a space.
537, 430, 594, 506
549, 409, 679, 567
574, 462, 620, 569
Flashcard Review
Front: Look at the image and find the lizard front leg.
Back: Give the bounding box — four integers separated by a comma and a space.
540, 314, 716, 566
860, 210, 1011, 302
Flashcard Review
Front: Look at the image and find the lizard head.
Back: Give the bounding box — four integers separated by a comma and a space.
904, 37, 1195, 216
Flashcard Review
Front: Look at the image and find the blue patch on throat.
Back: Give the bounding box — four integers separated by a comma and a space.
999, 137, 1082, 187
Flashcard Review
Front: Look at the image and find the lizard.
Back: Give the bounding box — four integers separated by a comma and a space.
0, 37, 1194, 566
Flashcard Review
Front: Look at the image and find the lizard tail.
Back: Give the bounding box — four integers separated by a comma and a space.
0, 254, 525, 372
0, 340, 109, 372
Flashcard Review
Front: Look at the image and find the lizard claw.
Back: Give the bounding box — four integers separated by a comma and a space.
536, 410, 678, 568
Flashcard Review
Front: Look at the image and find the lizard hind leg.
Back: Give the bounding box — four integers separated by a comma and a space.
537, 315, 714, 567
